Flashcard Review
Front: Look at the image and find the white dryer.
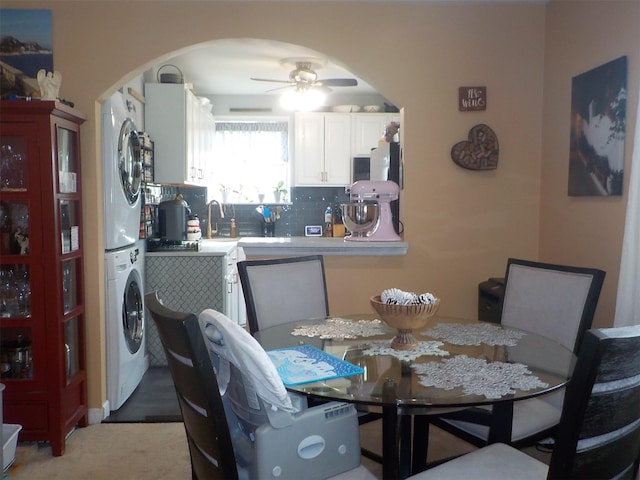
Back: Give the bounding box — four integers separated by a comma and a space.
105, 241, 148, 411
102, 91, 143, 251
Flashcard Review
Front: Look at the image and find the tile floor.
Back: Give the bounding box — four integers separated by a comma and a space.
103, 366, 182, 423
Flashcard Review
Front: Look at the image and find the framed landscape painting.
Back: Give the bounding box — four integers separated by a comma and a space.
568, 56, 627, 196
0, 9, 53, 98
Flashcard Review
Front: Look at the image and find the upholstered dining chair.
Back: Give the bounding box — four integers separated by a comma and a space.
425, 258, 606, 452
409, 325, 640, 480
238, 255, 329, 335
238, 255, 382, 449
146, 290, 375, 480
145, 291, 238, 479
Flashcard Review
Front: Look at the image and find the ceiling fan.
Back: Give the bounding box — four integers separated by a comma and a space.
250, 57, 358, 92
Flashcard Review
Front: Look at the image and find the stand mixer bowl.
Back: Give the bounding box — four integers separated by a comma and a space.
341, 202, 379, 237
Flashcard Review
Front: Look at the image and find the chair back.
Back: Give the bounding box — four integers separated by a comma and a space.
500, 258, 605, 353
198, 308, 363, 479
548, 325, 640, 479
145, 292, 238, 480
238, 255, 329, 334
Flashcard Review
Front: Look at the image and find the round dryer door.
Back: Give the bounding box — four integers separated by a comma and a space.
122, 271, 144, 354
118, 118, 142, 205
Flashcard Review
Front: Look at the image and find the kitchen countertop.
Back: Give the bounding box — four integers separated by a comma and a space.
144, 237, 408, 256
237, 236, 408, 256
145, 240, 237, 256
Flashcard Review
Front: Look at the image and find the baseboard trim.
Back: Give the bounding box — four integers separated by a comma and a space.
88, 400, 110, 425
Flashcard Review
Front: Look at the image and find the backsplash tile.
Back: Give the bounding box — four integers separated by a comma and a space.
158, 185, 350, 238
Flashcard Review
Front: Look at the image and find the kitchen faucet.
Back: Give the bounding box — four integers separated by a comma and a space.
207, 200, 225, 238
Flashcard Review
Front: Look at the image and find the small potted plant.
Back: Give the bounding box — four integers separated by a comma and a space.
219, 184, 232, 203
273, 181, 287, 203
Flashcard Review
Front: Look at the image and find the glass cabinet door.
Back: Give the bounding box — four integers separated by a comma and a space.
64, 317, 81, 379
1, 126, 34, 380
62, 259, 79, 314
60, 200, 80, 254
57, 127, 78, 194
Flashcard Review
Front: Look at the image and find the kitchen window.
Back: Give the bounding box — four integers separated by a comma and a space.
211, 118, 290, 203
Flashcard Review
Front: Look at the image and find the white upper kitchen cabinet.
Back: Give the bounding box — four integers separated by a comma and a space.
352, 113, 399, 156
294, 112, 352, 186
144, 83, 214, 185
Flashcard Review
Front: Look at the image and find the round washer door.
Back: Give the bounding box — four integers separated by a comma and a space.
118, 117, 142, 206
122, 269, 144, 354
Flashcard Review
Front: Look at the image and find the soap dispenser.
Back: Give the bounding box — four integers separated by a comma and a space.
229, 218, 238, 238
323, 205, 333, 237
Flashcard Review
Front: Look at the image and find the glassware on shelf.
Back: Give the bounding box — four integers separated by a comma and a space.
0, 200, 30, 255
0, 332, 33, 379
0, 265, 30, 318
0, 267, 15, 317
0, 141, 27, 191
15, 265, 31, 316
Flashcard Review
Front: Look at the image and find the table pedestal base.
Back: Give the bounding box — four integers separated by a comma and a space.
391, 328, 419, 350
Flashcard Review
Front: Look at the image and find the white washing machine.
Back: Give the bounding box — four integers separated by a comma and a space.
105, 241, 148, 411
102, 91, 143, 251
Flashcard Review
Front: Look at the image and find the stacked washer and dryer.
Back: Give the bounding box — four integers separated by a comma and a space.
102, 91, 148, 412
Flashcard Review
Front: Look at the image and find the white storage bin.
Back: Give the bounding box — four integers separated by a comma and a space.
3, 424, 22, 472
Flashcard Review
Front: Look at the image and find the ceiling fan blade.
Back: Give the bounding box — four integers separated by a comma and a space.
317, 78, 358, 87
265, 85, 294, 93
250, 77, 293, 84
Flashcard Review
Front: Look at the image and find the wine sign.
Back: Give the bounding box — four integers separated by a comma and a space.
458, 86, 487, 111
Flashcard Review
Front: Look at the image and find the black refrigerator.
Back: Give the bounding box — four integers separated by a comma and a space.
369, 141, 402, 235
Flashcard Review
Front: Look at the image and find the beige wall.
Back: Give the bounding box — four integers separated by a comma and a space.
540, 1, 640, 328
2, 0, 636, 414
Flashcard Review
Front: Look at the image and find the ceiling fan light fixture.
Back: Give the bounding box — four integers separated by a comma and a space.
280, 88, 326, 111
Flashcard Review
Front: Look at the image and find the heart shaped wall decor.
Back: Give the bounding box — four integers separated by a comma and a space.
451, 124, 499, 170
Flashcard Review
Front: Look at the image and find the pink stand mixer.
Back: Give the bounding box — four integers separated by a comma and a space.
341, 180, 401, 241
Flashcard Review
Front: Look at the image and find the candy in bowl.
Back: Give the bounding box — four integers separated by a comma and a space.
370, 294, 440, 350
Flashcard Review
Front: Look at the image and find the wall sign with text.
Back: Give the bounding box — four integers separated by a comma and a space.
458, 87, 487, 111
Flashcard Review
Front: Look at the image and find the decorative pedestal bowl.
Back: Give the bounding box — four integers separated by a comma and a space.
370, 295, 441, 350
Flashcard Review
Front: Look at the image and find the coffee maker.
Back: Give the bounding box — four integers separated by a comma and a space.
158, 194, 190, 242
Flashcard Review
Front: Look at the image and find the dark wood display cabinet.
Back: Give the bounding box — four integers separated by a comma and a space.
0, 100, 88, 456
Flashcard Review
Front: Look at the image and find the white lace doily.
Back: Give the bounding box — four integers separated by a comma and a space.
412, 354, 549, 399
423, 322, 526, 346
361, 340, 450, 362
291, 317, 387, 340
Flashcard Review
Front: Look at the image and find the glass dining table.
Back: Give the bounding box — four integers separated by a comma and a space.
254, 314, 576, 480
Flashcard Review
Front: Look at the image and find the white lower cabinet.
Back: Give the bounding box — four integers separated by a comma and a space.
144, 249, 245, 366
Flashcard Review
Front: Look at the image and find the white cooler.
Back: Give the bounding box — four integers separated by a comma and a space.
3, 423, 22, 472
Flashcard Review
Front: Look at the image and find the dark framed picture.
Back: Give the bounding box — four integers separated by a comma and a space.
0, 9, 53, 98
568, 56, 627, 196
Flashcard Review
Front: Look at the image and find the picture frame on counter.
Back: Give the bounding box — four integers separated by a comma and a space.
305, 225, 323, 237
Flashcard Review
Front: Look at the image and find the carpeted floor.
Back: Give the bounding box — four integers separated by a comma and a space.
7, 423, 190, 480
6, 420, 550, 479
